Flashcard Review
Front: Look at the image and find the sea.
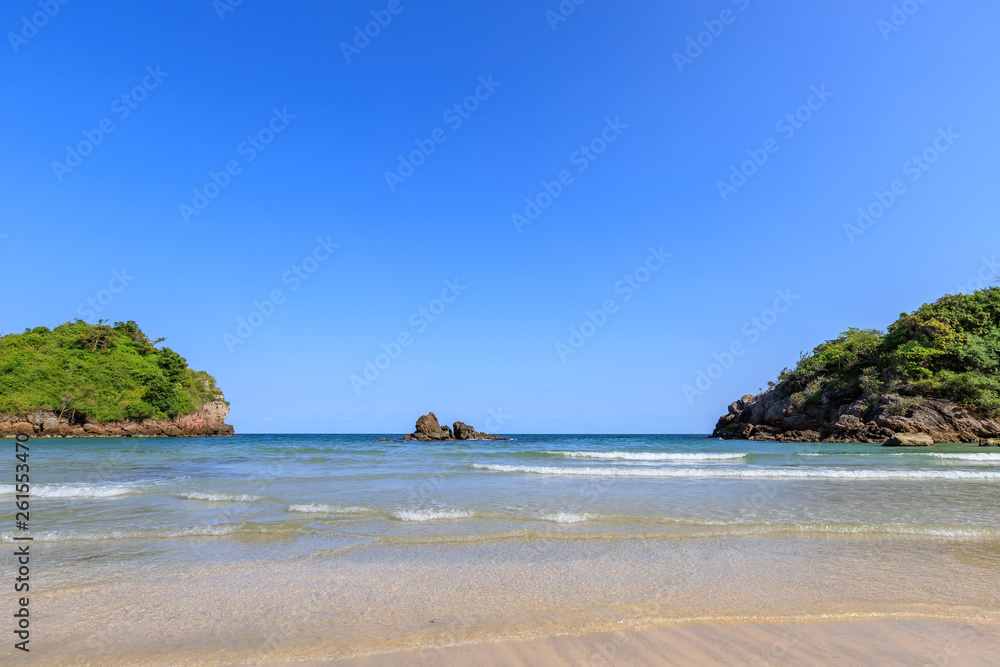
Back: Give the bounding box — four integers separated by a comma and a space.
4, 434, 1000, 665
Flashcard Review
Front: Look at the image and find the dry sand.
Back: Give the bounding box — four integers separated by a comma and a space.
272, 619, 1000, 667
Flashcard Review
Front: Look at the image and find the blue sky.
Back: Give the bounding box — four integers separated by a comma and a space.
3, 0, 998, 434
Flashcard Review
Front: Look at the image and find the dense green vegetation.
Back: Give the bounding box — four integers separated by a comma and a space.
0, 320, 225, 422
775, 287, 1000, 416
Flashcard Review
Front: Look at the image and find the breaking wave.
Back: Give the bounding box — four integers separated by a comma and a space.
471, 463, 1000, 480
549, 451, 747, 461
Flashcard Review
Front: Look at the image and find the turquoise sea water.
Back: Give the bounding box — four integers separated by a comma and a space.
4, 434, 1000, 664
6, 434, 1000, 559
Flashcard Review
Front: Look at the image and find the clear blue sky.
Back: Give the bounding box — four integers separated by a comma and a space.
3, 0, 998, 434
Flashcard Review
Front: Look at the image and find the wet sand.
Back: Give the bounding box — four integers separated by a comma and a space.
318, 619, 1000, 666
14, 532, 1000, 666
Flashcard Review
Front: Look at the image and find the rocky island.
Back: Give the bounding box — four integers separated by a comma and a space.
0, 320, 233, 437
384, 412, 508, 441
713, 288, 1000, 445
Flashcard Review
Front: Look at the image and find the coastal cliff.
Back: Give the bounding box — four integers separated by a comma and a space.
0, 400, 233, 438
713, 288, 1000, 444
0, 320, 234, 437
713, 391, 999, 444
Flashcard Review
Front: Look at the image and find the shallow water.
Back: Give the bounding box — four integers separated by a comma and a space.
3, 434, 999, 664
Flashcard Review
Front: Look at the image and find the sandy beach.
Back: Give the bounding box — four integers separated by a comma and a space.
281, 619, 1000, 666
8, 436, 1000, 666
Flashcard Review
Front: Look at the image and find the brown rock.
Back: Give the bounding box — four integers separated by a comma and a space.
404, 413, 509, 441
713, 386, 1000, 445
883, 433, 934, 447
1, 400, 234, 439
414, 412, 447, 440
11, 422, 35, 436
453, 421, 480, 440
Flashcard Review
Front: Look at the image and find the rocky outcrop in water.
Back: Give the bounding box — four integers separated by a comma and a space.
0, 400, 234, 438
883, 433, 934, 447
713, 389, 1000, 445
402, 412, 507, 441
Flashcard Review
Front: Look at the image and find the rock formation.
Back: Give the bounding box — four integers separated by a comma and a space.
713, 389, 1000, 445
0, 399, 234, 438
452, 421, 480, 440
402, 412, 507, 441
883, 433, 934, 447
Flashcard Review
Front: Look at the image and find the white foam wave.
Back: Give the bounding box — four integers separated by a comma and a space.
162, 525, 243, 538
472, 463, 1000, 480
288, 503, 374, 514
392, 509, 474, 521
688, 522, 1000, 539
800, 524, 1000, 539
0, 483, 138, 498
0, 524, 242, 543
176, 492, 265, 502
32, 484, 135, 498
928, 453, 1000, 462
550, 451, 747, 461
539, 512, 593, 523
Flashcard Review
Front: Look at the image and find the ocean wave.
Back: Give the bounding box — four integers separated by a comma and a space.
287, 504, 475, 521
288, 503, 375, 514
365, 522, 1000, 546
471, 463, 1000, 480
549, 451, 747, 461
175, 492, 266, 502
686, 522, 1000, 540
391, 509, 475, 522
927, 453, 1000, 462
0, 520, 323, 543
0, 523, 244, 543
15, 484, 137, 498
539, 512, 594, 523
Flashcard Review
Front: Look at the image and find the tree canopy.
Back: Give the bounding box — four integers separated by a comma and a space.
0, 320, 226, 422
776, 287, 1000, 415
